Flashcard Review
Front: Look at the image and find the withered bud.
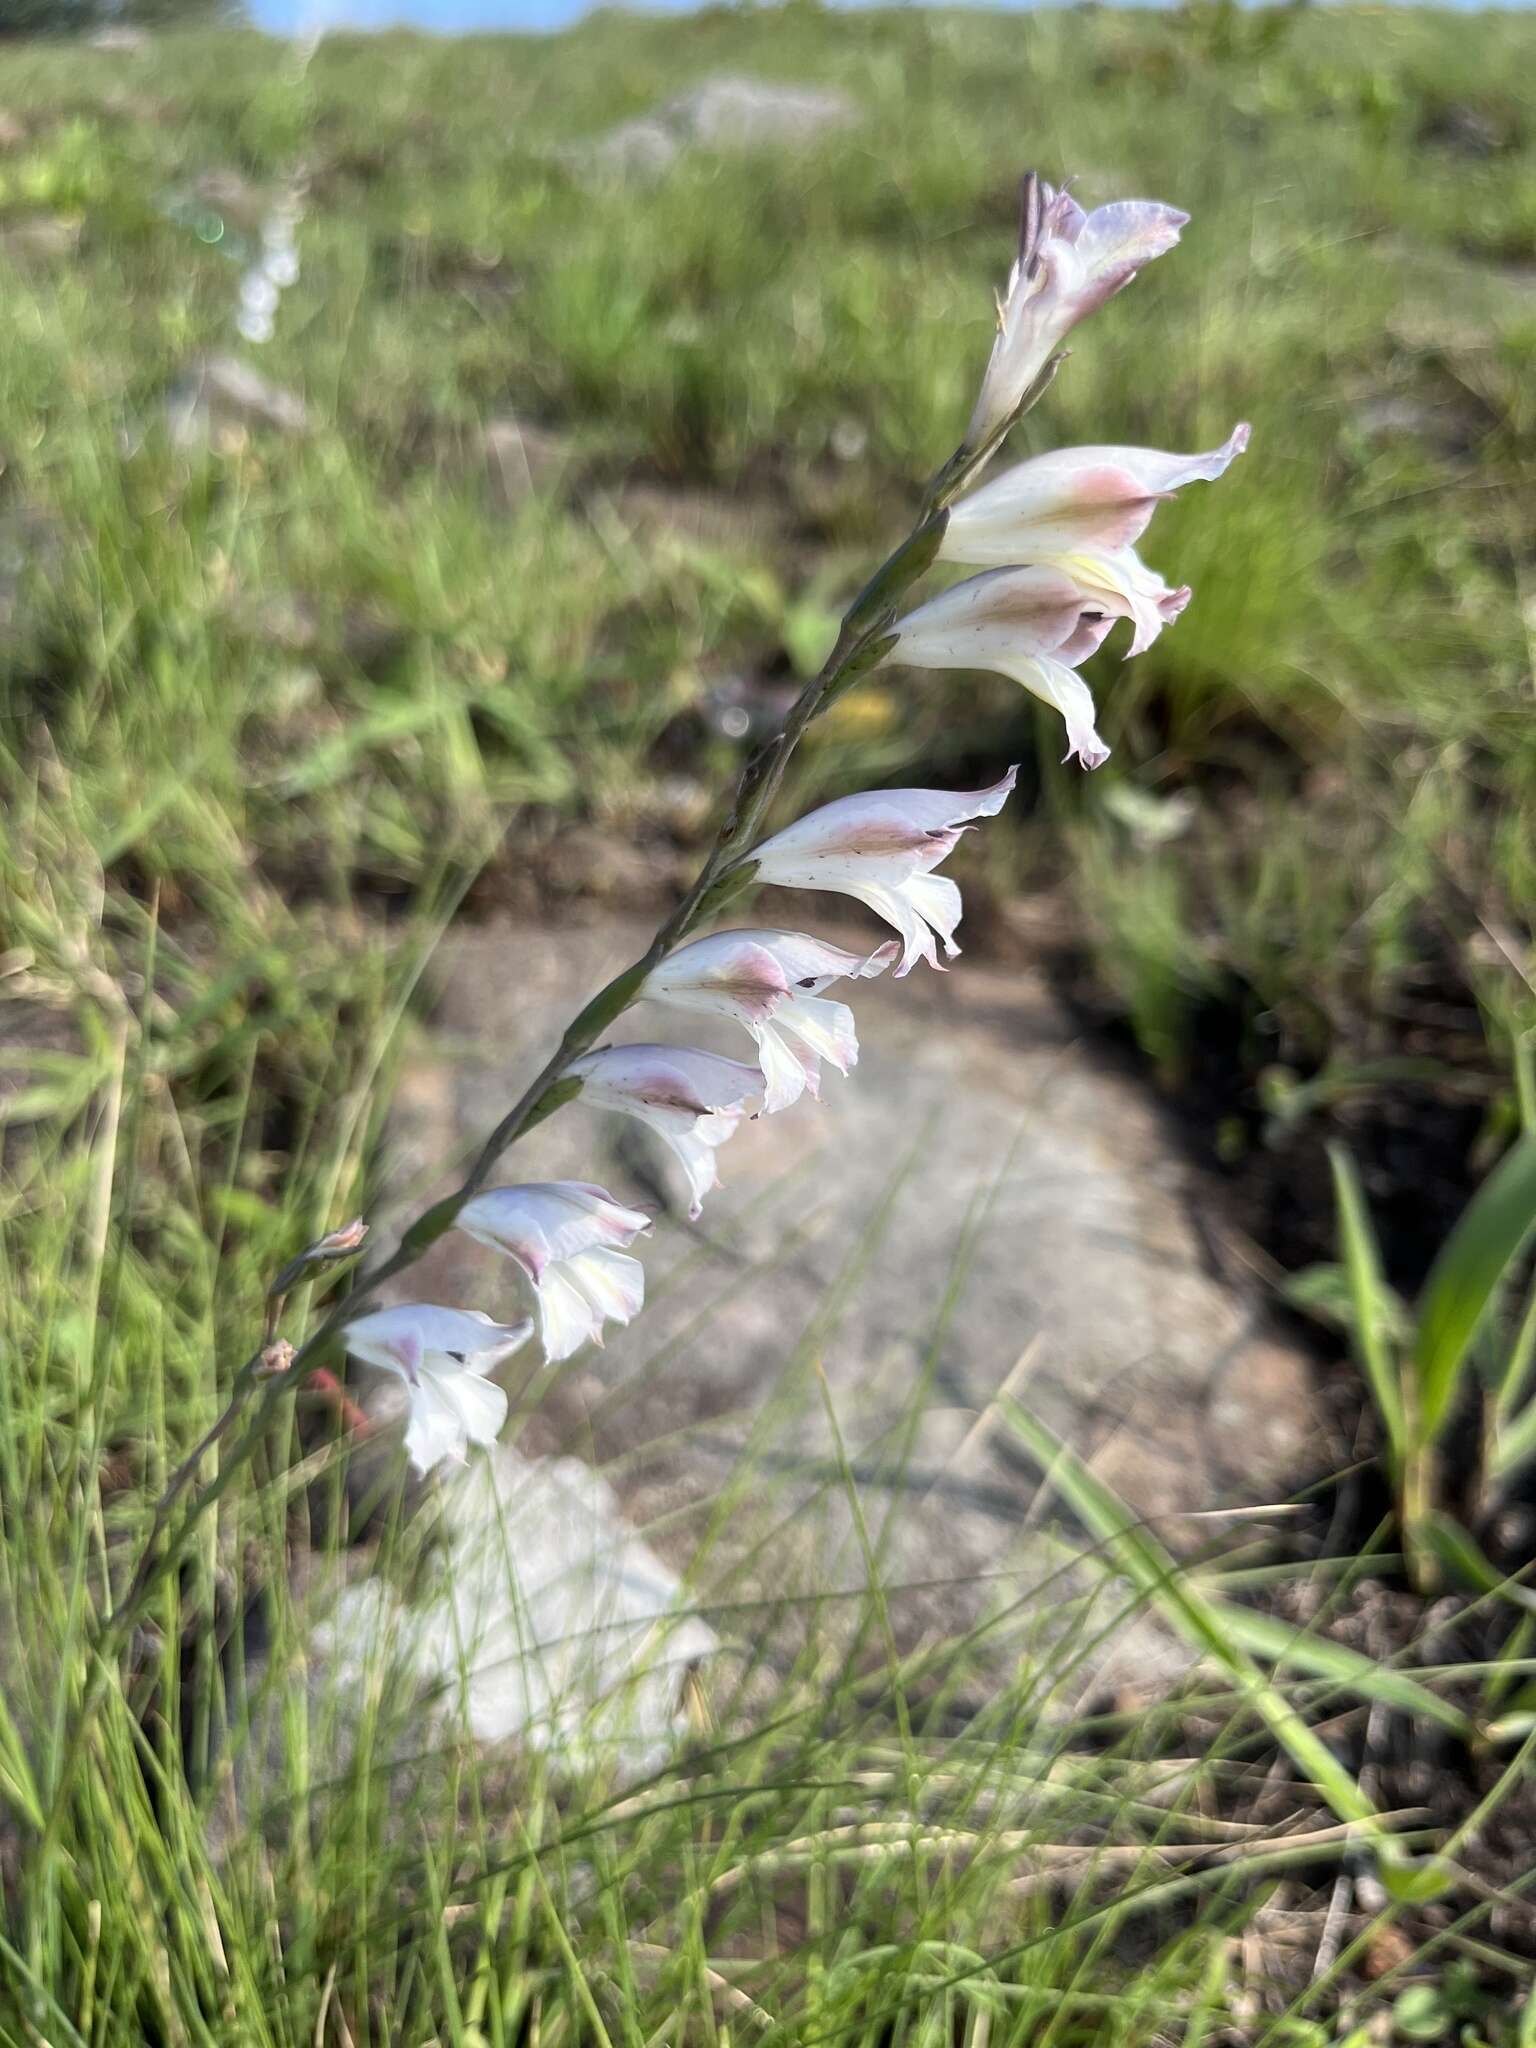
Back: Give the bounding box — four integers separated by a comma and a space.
268, 1217, 370, 1299
257, 1339, 297, 1378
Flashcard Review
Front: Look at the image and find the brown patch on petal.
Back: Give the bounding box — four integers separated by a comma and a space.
637, 1085, 713, 1115
699, 972, 785, 1020
815, 821, 946, 858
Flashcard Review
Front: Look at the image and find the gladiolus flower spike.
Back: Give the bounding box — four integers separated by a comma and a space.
188, 171, 1232, 1540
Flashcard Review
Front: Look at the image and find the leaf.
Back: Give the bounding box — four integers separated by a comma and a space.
1418, 1512, 1536, 1615
1392, 1984, 1451, 2038
1282, 1262, 1410, 1345
1415, 1135, 1536, 1441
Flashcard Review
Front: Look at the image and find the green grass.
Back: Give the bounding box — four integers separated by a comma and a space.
0, 3, 1533, 1095
4, 5, 1536, 2038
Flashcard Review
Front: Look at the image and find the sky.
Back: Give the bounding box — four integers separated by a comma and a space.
249, 0, 789, 29
246, 0, 1526, 31
241, 0, 1197, 34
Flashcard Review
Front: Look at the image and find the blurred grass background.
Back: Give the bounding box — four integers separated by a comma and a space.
3, 7, 1536, 2037
2, 4, 1532, 1185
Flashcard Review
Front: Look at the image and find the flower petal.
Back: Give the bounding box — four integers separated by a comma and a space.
535, 1267, 607, 1362
751, 1018, 819, 1113
346, 1303, 530, 1379
773, 993, 859, 1077
1012, 652, 1111, 770
457, 1182, 649, 1282
892, 566, 1096, 676
752, 769, 1018, 879
942, 425, 1248, 562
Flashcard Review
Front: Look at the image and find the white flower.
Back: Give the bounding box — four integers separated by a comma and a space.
456, 1182, 650, 1363
264, 245, 300, 290
237, 307, 275, 346
344, 1303, 530, 1474
942, 424, 1250, 561
968, 180, 1189, 449
642, 929, 897, 1114
748, 769, 1017, 975
887, 568, 1118, 769
567, 1045, 762, 1218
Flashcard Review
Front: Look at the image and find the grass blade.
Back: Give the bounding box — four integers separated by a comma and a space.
999, 1396, 1446, 1887
1415, 1135, 1536, 1440
1210, 1600, 1476, 1737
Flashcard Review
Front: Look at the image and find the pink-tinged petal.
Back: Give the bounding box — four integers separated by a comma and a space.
523, 1181, 651, 1242
1110, 421, 1249, 493
944, 460, 1169, 560
725, 930, 897, 989
345, 1303, 530, 1381
966, 181, 1188, 448
457, 1181, 649, 1283
1072, 200, 1189, 288
644, 934, 791, 1026
1056, 610, 1117, 667
752, 769, 1018, 881
946, 426, 1245, 565
1065, 546, 1188, 658
569, 1045, 760, 1218
569, 1044, 761, 1124
892, 565, 1096, 676
1045, 186, 1089, 244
